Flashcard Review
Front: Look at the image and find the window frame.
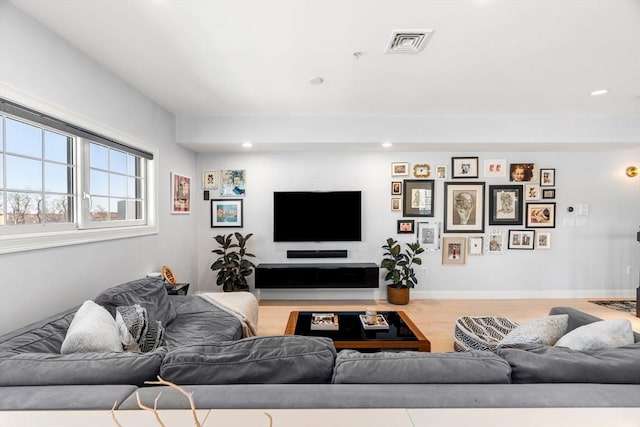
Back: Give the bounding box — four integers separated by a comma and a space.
0, 91, 158, 254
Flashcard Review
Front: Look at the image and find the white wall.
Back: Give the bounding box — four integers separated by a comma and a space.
0, 2, 198, 335
196, 150, 640, 300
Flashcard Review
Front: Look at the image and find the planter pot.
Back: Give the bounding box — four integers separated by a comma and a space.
387, 285, 410, 305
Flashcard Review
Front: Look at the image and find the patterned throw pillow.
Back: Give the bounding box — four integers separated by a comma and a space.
115, 304, 165, 352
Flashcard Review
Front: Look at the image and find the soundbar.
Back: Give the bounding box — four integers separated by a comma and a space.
287, 250, 348, 259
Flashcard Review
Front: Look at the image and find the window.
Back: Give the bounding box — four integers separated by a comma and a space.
0, 97, 157, 253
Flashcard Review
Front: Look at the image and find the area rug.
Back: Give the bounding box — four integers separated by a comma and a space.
588, 300, 637, 314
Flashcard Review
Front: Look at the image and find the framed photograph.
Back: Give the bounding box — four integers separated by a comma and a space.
540, 168, 556, 187
203, 170, 218, 189
391, 197, 402, 211
526, 202, 556, 228
391, 181, 402, 195
444, 182, 485, 233
397, 219, 415, 234
536, 231, 552, 249
483, 159, 507, 178
524, 184, 541, 201
220, 169, 246, 197
488, 185, 523, 226
402, 180, 435, 217
451, 157, 479, 179
509, 163, 537, 182
413, 164, 431, 178
542, 188, 556, 199
170, 172, 191, 214
508, 230, 535, 250
486, 232, 505, 254
391, 162, 409, 177
435, 165, 447, 180
468, 236, 484, 255
442, 237, 466, 266
417, 221, 441, 251
211, 199, 243, 228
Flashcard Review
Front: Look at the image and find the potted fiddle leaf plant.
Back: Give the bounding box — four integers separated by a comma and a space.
380, 237, 424, 305
210, 232, 256, 292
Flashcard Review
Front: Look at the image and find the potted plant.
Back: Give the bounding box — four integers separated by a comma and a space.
210, 232, 256, 292
380, 237, 424, 305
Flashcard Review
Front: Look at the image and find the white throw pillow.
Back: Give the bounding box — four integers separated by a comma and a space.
60, 300, 123, 354
555, 319, 635, 351
499, 314, 568, 347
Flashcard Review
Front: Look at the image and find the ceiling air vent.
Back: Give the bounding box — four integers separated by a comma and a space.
386, 30, 434, 53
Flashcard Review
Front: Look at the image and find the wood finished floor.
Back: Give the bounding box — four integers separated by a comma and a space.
256, 298, 640, 353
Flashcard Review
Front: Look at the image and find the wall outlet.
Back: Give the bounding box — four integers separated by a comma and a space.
626, 266, 633, 275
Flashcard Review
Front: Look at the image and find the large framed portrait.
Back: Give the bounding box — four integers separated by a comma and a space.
211, 199, 244, 228
171, 172, 191, 214
526, 202, 556, 228
451, 157, 479, 179
444, 182, 485, 233
417, 221, 440, 251
488, 185, 523, 226
402, 180, 435, 217
508, 229, 535, 250
442, 237, 466, 266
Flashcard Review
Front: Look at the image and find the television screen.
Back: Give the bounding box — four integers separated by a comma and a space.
273, 191, 362, 242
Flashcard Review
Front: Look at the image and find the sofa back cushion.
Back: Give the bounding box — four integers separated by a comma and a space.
496, 342, 640, 384
332, 350, 512, 384
0, 347, 166, 386
95, 277, 176, 327
0, 307, 77, 354
160, 336, 336, 384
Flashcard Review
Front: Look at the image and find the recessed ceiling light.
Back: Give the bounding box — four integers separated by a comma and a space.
309, 76, 324, 85
590, 89, 609, 96
242, 142, 252, 148
382, 142, 393, 148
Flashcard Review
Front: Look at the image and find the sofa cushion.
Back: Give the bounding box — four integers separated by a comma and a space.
0, 307, 77, 354
555, 319, 635, 351
160, 336, 336, 384
95, 277, 176, 327
0, 347, 166, 386
496, 342, 640, 384
498, 314, 568, 347
332, 350, 511, 384
61, 300, 123, 354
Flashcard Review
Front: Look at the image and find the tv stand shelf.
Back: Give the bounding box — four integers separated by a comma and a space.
255, 263, 379, 289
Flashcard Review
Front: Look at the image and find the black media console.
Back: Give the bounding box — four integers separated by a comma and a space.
255, 263, 379, 289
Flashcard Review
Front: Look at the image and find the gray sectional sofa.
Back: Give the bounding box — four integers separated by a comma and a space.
0, 277, 639, 411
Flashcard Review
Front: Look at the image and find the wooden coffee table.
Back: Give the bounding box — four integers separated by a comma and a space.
285, 310, 431, 352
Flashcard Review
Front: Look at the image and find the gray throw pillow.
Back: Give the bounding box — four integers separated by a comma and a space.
161, 335, 336, 384
498, 314, 568, 347
332, 350, 512, 384
60, 300, 123, 354
95, 277, 176, 327
115, 305, 165, 352
555, 319, 634, 351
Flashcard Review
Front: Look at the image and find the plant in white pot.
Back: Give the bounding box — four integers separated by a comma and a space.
210, 232, 256, 292
380, 237, 424, 305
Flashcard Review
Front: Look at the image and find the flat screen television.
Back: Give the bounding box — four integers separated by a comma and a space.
273, 191, 362, 242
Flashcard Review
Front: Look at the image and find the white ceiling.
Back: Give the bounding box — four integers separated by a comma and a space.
9, 0, 640, 151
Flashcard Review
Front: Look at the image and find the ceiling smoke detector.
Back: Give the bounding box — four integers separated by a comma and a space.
386, 30, 434, 53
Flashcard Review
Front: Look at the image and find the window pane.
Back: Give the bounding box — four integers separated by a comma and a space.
109, 174, 127, 198
90, 169, 108, 196
5, 192, 40, 225
45, 131, 70, 163
0, 191, 4, 225
6, 155, 42, 191
6, 118, 42, 158
127, 154, 137, 176
89, 196, 111, 221
44, 194, 73, 223
127, 177, 137, 198
89, 143, 108, 170
110, 150, 126, 174
45, 163, 71, 193
0, 154, 3, 188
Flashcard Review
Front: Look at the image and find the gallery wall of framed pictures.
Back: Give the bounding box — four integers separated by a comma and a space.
389, 159, 557, 265
198, 169, 248, 228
